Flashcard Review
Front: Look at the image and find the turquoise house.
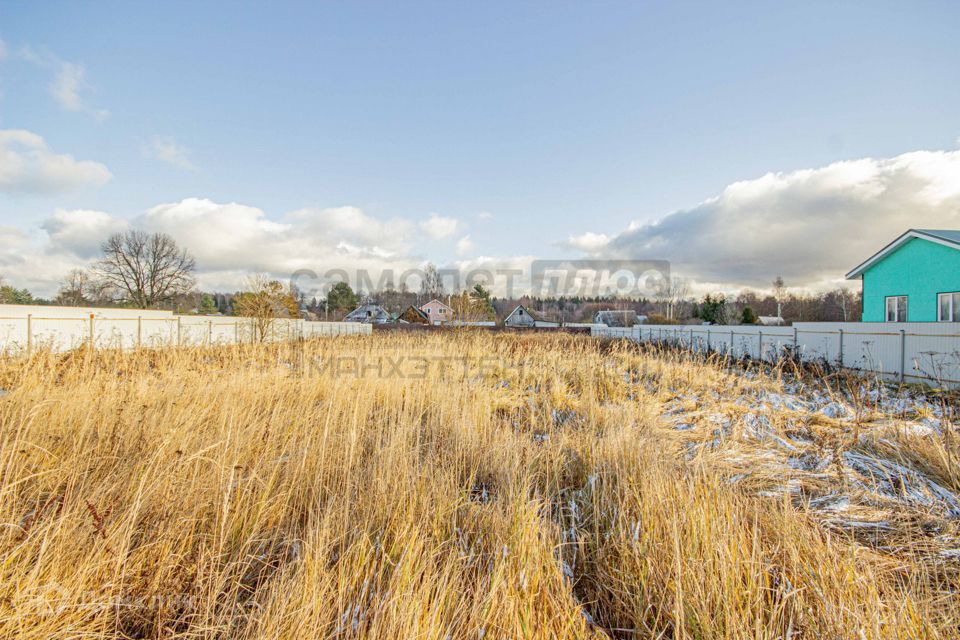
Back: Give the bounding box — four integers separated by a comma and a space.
846, 229, 960, 322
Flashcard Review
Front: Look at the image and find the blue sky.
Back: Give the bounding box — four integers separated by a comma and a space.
1, 1, 960, 295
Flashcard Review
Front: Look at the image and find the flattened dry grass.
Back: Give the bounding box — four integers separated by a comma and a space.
0, 332, 957, 639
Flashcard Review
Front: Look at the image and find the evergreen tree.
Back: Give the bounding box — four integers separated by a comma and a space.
696, 294, 727, 324
326, 282, 359, 312
198, 293, 218, 314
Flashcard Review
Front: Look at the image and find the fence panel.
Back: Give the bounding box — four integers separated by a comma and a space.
0, 304, 372, 354
24, 317, 92, 352
593, 322, 960, 387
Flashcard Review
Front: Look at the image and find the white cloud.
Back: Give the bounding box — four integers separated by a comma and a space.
142, 198, 292, 272
18, 46, 109, 119
450, 255, 537, 297
50, 62, 85, 111
0, 199, 429, 296
587, 148, 960, 290
9, 146, 959, 297
144, 136, 198, 171
456, 235, 474, 256
477, 211, 494, 220
288, 205, 414, 256
0, 129, 112, 194
0, 225, 97, 294
0, 199, 668, 300
41, 209, 128, 258
564, 232, 611, 252
419, 214, 458, 239
0, 226, 28, 253
138, 199, 421, 292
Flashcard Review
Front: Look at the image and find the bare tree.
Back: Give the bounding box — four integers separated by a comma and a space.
233, 275, 300, 342
653, 276, 690, 320
772, 275, 786, 318
55, 269, 94, 306
420, 262, 444, 300
824, 287, 859, 322
95, 231, 196, 308
772, 275, 786, 302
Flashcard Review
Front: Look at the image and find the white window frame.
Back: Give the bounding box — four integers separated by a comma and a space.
885, 295, 908, 322
938, 292, 960, 322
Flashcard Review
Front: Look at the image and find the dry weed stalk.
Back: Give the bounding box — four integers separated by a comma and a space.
0, 332, 956, 639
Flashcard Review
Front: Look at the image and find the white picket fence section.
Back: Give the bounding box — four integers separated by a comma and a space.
593, 322, 960, 387
0, 304, 370, 354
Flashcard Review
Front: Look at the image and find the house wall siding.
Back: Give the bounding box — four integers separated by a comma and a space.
504, 310, 536, 327
420, 300, 451, 324
862, 238, 960, 322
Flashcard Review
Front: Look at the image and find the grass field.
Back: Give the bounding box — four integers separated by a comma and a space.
1, 332, 958, 639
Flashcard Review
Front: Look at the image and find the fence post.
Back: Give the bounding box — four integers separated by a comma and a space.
838, 328, 844, 366
176, 316, 182, 346
234, 320, 239, 345
899, 329, 906, 382
706, 328, 711, 352
730, 330, 734, 356
26, 314, 32, 356
758, 330, 763, 361
89, 313, 95, 349
137, 316, 142, 349
793, 326, 798, 353
208, 319, 213, 345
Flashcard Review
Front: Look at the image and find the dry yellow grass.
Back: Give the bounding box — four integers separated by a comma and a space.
0, 332, 957, 639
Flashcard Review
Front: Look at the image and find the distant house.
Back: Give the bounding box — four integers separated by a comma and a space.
846, 229, 960, 322
503, 305, 537, 328
420, 298, 453, 325
502, 305, 559, 328
593, 309, 645, 327
398, 305, 430, 324
344, 303, 392, 324
757, 316, 785, 326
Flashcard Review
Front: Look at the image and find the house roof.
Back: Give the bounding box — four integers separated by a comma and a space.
420, 298, 452, 310
845, 229, 960, 279
345, 303, 389, 318
594, 309, 638, 327
400, 305, 430, 322
504, 304, 541, 322
594, 309, 637, 320
917, 229, 960, 244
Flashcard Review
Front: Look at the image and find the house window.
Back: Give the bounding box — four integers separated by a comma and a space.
938, 292, 960, 322
885, 296, 908, 322
440, 308, 445, 314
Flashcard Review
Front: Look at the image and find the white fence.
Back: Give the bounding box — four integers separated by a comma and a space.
593, 322, 960, 387
0, 304, 370, 354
